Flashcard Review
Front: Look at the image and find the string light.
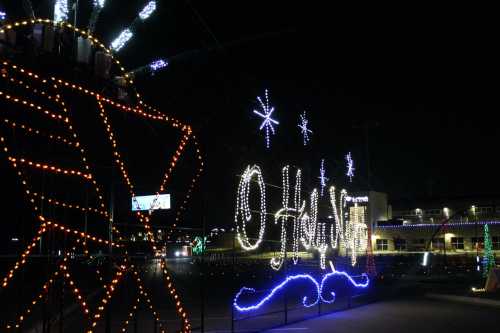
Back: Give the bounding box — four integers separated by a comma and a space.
271, 166, 303, 270
233, 274, 320, 312
119, 298, 140, 332
235, 165, 369, 269
234, 165, 267, 251
233, 265, 369, 313
253, 89, 278, 149
149, 59, 168, 72
483, 224, 495, 278
0, 11, 6, 21
54, 0, 69, 22
346, 152, 355, 182
318, 159, 329, 197
111, 29, 133, 51
321, 261, 369, 303
192, 236, 207, 255
298, 111, 312, 145
377, 221, 500, 229
0, 19, 135, 87
159, 260, 191, 332
138, 1, 157, 20
1, 21, 203, 332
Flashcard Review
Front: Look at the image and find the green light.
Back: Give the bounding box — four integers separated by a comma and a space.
193, 236, 207, 255
483, 224, 496, 278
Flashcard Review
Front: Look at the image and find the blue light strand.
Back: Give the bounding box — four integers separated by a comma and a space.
320, 269, 369, 304
233, 274, 320, 312
233, 269, 369, 312
377, 220, 500, 229
0, 11, 6, 21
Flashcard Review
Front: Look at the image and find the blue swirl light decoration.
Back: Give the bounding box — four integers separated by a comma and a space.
233, 268, 370, 312
233, 274, 321, 312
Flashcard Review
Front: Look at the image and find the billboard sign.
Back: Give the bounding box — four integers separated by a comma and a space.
131, 194, 171, 211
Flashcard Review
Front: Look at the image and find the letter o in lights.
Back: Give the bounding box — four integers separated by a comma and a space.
234, 165, 267, 251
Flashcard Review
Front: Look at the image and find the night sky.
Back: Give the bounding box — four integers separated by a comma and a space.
1, 1, 496, 229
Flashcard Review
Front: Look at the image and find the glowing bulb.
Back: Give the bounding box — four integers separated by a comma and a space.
149, 59, 168, 72
111, 29, 133, 51
54, 0, 69, 22
139, 1, 157, 20
94, 0, 106, 7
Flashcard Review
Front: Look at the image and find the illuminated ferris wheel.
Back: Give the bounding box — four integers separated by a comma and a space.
0, 1, 203, 332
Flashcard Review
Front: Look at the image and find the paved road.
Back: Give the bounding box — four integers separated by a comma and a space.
259, 297, 499, 333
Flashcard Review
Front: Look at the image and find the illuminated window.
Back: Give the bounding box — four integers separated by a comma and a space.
451, 237, 464, 250
376, 239, 388, 251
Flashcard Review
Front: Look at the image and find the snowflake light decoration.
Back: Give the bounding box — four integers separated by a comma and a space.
346, 152, 355, 182
253, 89, 279, 149
318, 159, 329, 197
298, 111, 313, 145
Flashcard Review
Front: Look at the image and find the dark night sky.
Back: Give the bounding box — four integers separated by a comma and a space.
1, 1, 496, 228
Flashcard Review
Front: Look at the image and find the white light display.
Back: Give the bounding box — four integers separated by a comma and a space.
0, 11, 6, 20
329, 186, 346, 250
346, 152, 355, 182
298, 111, 312, 145
93, 0, 106, 8
235, 164, 368, 269
234, 165, 267, 251
348, 204, 368, 266
271, 166, 303, 270
253, 90, 278, 149
139, 1, 157, 20
318, 159, 329, 197
54, 0, 69, 22
111, 29, 133, 51
149, 59, 168, 72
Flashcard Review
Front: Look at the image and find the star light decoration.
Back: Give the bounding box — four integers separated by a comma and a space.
253, 89, 279, 149
318, 159, 329, 197
298, 111, 313, 145
346, 152, 355, 182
